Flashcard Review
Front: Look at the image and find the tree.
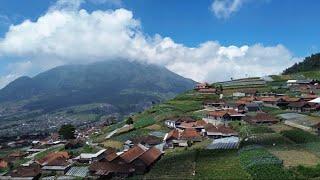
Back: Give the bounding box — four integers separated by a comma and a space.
58, 124, 76, 140
126, 117, 134, 125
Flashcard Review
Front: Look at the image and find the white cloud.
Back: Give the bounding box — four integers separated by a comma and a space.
0, 0, 299, 88
210, 0, 245, 19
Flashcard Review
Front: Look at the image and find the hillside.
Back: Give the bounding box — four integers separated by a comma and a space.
89, 76, 320, 180
0, 60, 195, 112
283, 53, 320, 74
0, 60, 195, 137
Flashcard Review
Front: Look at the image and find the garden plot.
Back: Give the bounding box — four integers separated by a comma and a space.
270, 149, 319, 167
242, 133, 293, 147
144, 150, 197, 179
195, 150, 251, 179
269, 123, 293, 133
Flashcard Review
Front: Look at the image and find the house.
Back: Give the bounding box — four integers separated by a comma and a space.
89, 161, 135, 178
240, 89, 258, 96
121, 145, 157, 174
245, 103, 261, 112
287, 79, 311, 86
236, 97, 258, 106
8, 163, 41, 180
259, 97, 287, 107
120, 144, 148, 164
203, 100, 226, 110
203, 124, 238, 139
287, 102, 315, 112
180, 128, 202, 142
41, 156, 71, 175
37, 151, 69, 166
89, 144, 162, 178
163, 129, 183, 148
176, 120, 207, 131
195, 82, 209, 90
244, 113, 279, 125
36, 151, 71, 175
233, 92, 245, 97
134, 147, 163, 173
77, 149, 106, 163
164, 120, 177, 128
203, 109, 245, 125
131, 136, 162, 148
164, 117, 197, 129
197, 88, 216, 94
176, 116, 196, 123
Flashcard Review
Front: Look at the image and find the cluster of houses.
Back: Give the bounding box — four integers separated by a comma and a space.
164, 116, 239, 148
194, 82, 218, 94
0, 137, 163, 179
89, 144, 162, 178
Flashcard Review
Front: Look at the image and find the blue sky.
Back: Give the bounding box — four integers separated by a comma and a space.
0, 0, 318, 87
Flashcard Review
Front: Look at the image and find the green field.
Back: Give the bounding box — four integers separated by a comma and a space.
145, 149, 251, 180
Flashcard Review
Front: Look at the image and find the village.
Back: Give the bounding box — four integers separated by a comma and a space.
1, 76, 320, 179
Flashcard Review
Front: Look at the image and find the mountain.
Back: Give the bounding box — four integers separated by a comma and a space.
0, 60, 195, 114
283, 53, 320, 74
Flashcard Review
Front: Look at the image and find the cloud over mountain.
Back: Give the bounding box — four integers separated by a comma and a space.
0, 0, 299, 88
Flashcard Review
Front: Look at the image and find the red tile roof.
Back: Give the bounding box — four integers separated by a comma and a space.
131, 135, 162, 145
139, 147, 162, 166
208, 110, 228, 118
37, 151, 69, 165
164, 129, 180, 141
10, 163, 41, 178
259, 97, 280, 102
196, 120, 207, 126
180, 128, 201, 139
105, 152, 119, 162
176, 116, 196, 123
207, 109, 242, 117
178, 120, 207, 129
244, 112, 279, 124
120, 144, 148, 163
204, 124, 238, 135
89, 161, 134, 176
